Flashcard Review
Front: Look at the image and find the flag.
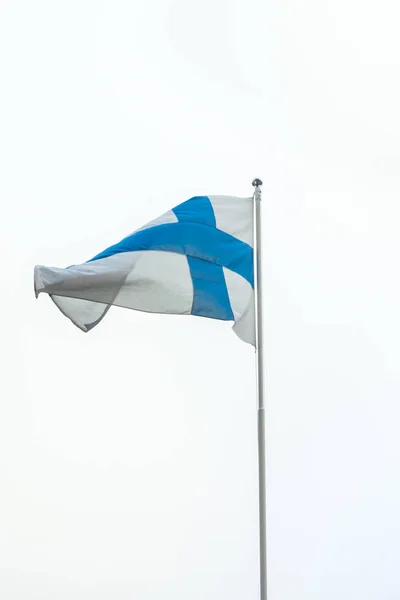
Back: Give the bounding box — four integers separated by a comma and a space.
34, 195, 255, 344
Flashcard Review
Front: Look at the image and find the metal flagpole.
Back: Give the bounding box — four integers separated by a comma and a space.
253, 178, 267, 600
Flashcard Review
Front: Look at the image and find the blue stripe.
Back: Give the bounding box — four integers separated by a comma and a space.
187, 257, 234, 321
171, 197, 233, 320
88, 222, 254, 287
172, 196, 216, 228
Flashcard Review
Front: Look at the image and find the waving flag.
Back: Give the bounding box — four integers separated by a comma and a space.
34, 195, 255, 344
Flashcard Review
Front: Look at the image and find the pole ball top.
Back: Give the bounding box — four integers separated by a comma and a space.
252, 178, 263, 187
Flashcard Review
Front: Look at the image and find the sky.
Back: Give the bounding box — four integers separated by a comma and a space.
1, 0, 400, 598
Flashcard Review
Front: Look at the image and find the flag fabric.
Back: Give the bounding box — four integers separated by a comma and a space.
34, 195, 255, 345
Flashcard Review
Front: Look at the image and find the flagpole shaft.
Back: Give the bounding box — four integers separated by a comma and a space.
253, 178, 267, 600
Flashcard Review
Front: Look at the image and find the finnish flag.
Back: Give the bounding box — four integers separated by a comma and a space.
34, 195, 255, 345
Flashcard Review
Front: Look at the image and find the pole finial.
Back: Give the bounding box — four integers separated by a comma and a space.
252, 178, 263, 187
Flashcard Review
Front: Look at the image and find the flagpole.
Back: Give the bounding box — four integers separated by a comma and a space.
253, 178, 267, 600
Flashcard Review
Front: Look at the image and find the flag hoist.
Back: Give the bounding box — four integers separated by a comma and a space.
34, 179, 267, 599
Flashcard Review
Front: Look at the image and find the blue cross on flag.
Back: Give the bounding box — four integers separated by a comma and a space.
34, 195, 255, 345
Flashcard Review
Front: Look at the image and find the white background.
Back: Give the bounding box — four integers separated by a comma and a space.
1, 1, 400, 598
